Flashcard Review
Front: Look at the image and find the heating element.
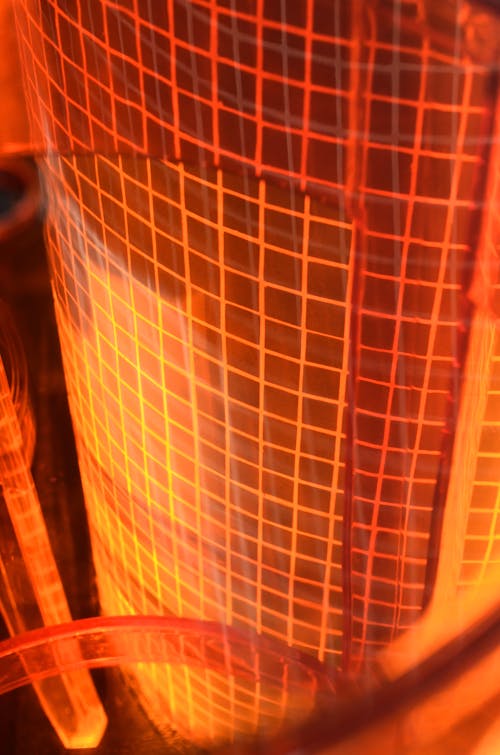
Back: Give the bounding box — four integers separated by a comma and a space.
0, 0, 499, 751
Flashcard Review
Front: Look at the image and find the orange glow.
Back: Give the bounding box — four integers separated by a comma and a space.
8, 0, 500, 747
0, 336, 106, 748
433, 101, 500, 604
0, 0, 32, 154
42, 154, 351, 740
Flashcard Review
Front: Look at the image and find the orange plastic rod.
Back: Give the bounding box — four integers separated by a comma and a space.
0, 355, 107, 749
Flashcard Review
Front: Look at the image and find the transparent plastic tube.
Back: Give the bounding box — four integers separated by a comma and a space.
0, 599, 497, 755
0, 614, 337, 697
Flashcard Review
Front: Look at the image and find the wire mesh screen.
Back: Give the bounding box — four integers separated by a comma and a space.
11, 0, 500, 746
344, 5, 497, 667
41, 153, 349, 740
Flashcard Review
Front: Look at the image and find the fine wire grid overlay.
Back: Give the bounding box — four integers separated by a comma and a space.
12, 0, 500, 745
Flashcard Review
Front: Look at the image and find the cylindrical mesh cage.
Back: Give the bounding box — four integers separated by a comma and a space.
8, 0, 500, 748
